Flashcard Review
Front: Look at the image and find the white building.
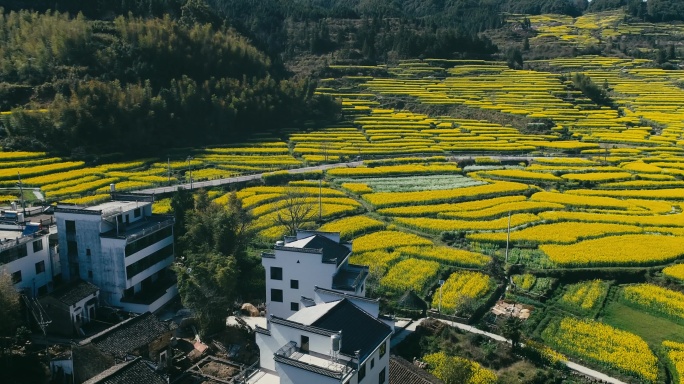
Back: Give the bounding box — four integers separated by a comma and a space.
261, 231, 369, 318
0, 222, 57, 297
253, 298, 392, 384
54, 194, 177, 313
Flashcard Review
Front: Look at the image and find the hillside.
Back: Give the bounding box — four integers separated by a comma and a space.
0, 9, 338, 158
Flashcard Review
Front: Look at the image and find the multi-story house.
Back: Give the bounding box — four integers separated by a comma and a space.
253, 298, 392, 384
261, 230, 369, 318
54, 193, 176, 313
249, 230, 392, 384
0, 221, 57, 297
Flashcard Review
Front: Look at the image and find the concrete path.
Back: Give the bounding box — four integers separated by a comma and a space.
391, 317, 628, 384
134, 161, 364, 195
132, 153, 583, 195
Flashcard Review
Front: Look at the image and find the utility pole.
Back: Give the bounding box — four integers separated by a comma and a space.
505, 211, 512, 265
17, 172, 26, 217
438, 279, 445, 313
167, 157, 171, 185
187, 156, 193, 190
319, 177, 322, 222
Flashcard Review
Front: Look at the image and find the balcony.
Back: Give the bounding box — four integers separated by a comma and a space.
101, 216, 173, 241
273, 341, 354, 380
332, 264, 369, 292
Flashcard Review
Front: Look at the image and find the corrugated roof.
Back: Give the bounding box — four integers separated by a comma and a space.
82, 357, 166, 384
48, 280, 99, 307
310, 299, 392, 362
389, 356, 444, 384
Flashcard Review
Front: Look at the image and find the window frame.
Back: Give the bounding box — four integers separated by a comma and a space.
32, 239, 44, 253
271, 288, 283, 302
270, 266, 283, 280
35, 260, 45, 274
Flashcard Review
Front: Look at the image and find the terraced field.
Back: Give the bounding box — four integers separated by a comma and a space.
5, 10, 684, 382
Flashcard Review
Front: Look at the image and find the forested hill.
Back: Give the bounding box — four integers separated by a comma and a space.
0, 8, 338, 158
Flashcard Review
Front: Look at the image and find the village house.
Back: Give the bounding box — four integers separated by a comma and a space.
54, 193, 176, 313
261, 230, 369, 318
39, 280, 100, 336
0, 221, 57, 297
71, 311, 174, 383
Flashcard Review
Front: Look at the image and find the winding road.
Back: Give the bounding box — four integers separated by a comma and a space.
391, 317, 628, 384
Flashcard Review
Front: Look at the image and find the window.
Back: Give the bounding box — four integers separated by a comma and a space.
11, 270, 21, 284
358, 363, 366, 382
134, 208, 141, 218
270, 267, 282, 280
301, 335, 309, 353
67, 240, 78, 257
32, 240, 43, 253
290, 302, 299, 311
290, 279, 299, 289
88, 270, 93, 279
17, 244, 27, 258
86, 248, 91, 256
379, 341, 386, 358
125, 244, 173, 278
378, 368, 386, 384
271, 289, 283, 302
35, 261, 45, 274
370, 358, 374, 369
65, 220, 76, 233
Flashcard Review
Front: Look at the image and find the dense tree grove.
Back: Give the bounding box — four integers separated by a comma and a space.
0, 9, 338, 156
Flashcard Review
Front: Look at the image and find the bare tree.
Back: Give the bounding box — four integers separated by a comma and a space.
275, 187, 316, 236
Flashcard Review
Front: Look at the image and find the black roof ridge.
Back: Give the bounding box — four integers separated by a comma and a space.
314, 286, 379, 303
270, 314, 339, 337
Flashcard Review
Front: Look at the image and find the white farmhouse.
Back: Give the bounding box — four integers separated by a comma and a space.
248, 230, 392, 384
54, 193, 176, 313
253, 298, 392, 384
0, 222, 56, 297
261, 230, 368, 318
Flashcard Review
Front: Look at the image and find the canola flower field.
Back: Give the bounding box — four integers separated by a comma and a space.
6, 10, 684, 381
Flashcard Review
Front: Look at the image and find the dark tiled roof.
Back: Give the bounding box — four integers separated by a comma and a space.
83, 357, 166, 384
310, 299, 392, 362
299, 235, 351, 266
332, 264, 368, 291
397, 290, 427, 311
49, 280, 99, 306
314, 286, 379, 303
389, 356, 444, 384
80, 312, 169, 358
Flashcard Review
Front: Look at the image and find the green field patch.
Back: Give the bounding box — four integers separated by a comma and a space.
335, 174, 484, 193
601, 301, 684, 346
